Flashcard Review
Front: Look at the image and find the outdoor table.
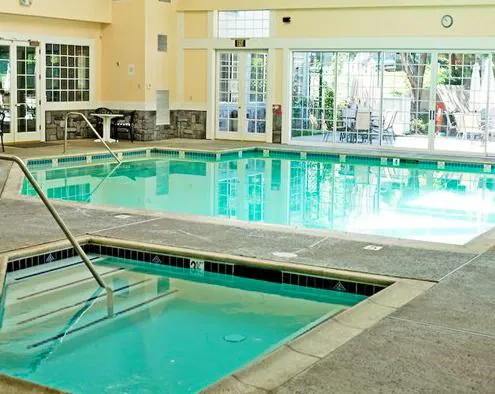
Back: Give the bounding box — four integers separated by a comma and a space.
90, 113, 123, 143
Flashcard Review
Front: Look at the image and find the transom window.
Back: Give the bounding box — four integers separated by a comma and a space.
45, 43, 90, 102
217, 11, 270, 38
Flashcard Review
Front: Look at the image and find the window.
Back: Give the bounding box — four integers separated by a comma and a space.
218, 11, 270, 38
45, 44, 90, 102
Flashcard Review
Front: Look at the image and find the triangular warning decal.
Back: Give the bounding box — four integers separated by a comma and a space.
333, 281, 347, 292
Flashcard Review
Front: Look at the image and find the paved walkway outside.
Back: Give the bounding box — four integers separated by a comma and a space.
0, 139, 493, 393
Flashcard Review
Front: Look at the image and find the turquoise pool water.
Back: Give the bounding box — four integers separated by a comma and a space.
23, 155, 495, 244
0, 257, 363, 393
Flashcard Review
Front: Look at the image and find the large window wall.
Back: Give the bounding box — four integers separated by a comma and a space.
291, 50, 495, 155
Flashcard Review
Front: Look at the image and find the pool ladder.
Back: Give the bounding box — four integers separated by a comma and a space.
63, 112, 121, 163
0, 154, 115, 318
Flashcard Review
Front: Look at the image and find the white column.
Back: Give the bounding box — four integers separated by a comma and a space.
281, 48, 291, 144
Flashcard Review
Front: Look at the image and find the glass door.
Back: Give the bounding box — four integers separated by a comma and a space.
216, 51, 267, 141
0, 41, 41, 144
14, 44, 40, 142
0, 44, 12, 142
433, 52, 488, 154
380, 52, 436, 150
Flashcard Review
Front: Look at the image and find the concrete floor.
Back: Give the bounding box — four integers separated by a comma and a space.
0, 139, 494, 393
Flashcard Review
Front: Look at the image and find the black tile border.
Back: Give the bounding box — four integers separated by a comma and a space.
7, 243, 386, 297
7, 247, 77, 273
281, 271, 380, 297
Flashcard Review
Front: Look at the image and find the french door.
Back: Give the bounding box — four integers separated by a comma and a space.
0, 41, 41, 144
216, 51, 268, 141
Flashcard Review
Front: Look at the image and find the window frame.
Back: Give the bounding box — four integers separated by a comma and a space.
217, 10, 271, 39
42, 37, 96, 110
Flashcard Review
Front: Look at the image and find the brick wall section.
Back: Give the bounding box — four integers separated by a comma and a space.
45, 109, 207, 141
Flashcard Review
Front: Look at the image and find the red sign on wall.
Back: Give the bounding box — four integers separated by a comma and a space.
272, 104, 282, 115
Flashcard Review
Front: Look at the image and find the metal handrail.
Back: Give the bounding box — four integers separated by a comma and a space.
0, 153, 114, 318
84, 161, 122, 203
63, 112, 121, 163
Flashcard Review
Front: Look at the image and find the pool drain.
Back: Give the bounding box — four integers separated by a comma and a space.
224, 334, 246, 343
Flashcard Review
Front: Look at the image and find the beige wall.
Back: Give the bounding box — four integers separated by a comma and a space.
184, 12, 209, 39
101, 0, 146, 103
275, 7, 495, 37
184, 49, 208, 103
178, 0, 495, 11
180, 7, 495, 39
144, 0, 177, 104
0, 0, 112, 23
101, 0, 178, 106
167, 4, 178, 106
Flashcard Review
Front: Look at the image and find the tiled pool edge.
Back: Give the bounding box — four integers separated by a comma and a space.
0, 237, 434, 394
4, 236, 393, 298
23, 146, 495, 175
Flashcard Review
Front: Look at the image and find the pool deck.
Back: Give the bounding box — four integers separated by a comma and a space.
0, 139, 494, 393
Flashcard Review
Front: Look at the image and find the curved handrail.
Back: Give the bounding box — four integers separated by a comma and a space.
64, 112, 121, 163
84, 161, 122, 203
0, 153, 114, 317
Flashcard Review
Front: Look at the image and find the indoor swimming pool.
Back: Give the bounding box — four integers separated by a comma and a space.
22, 150, 495, 244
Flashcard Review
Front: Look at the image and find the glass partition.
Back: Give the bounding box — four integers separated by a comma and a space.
292, 52, 336, 142
290, 50, 495, 156
434, 53, 487, 154
335, 52, 380, 146
291, 51, 435, 150
381, 52, 433, 150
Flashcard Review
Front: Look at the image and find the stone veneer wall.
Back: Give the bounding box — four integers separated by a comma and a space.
45, 109, 207, 142
45, 110, 94, 141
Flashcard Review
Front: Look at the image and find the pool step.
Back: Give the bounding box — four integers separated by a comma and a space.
0, 281, 178, 376
6, 257, 107, 301
4, 266, 127, 320
1, 259, 175, 341
3, 269, 161, 329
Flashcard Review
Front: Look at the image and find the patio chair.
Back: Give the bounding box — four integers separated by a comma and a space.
111, 110, 137, 142
0, 111, 4, 152
93, 107, 113, 135
356, 111, 371, 143
442, 111, 458, 137
371, 110, 397, 144
339, 107, 357, 143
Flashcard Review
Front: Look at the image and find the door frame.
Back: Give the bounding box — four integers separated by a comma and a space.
0, 39, 42, 144
215, 49, 271, 142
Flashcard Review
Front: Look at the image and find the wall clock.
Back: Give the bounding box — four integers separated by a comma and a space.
441, 15, 453, 28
